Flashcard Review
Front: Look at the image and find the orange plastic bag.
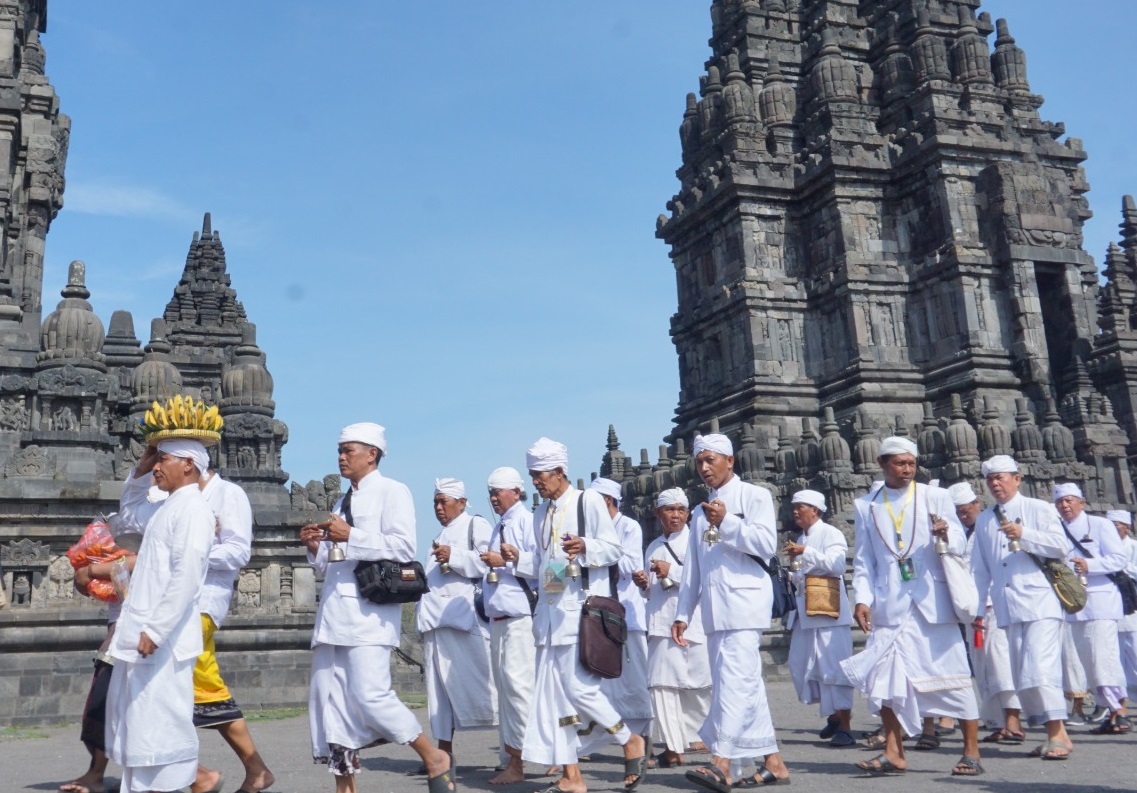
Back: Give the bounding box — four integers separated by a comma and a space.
67, 521, 131, 603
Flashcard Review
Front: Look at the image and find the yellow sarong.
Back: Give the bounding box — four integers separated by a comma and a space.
193, 613, 232, 704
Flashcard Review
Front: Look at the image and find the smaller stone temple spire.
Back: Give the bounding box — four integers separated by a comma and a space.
37, 260, 105, 369
163, 213, 248, 348
991, 19, 1030, 92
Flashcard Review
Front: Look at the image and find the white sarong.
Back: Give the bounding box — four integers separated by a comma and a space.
970, 607, 1022, 724
788, 622, 854, 717
1005, 618, 1066, 723
490, 614, 536, 751
106, 654, 197, 793
1120, 631, 1137, 701
309, 643, 423, 759
601, 630, 652, 737
702, 629, 778, 759
840, 611, 976, 737
424, 627, 497, 741
1061, 620, 1088, 697
1068, 619, 1126, 710
647, 634, 711, 754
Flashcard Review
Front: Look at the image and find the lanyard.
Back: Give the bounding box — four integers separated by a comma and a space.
869, 483, 919, 561
539, 489, 572, 552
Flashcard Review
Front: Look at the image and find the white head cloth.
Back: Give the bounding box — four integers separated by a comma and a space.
1053, 482, 1084, 501
792, 489, 827, 513
948, 482, 979, 506
656, 488, 689, 508
980, 455, 1018, 476
339, 422, 387, 454
157, 438, 209, 473
526, 437, 568, 473
434, 477, 466, 500
589, 477, 622, 503
1105, 509, 1132, 526
878, 436, 918, 458
693, 433, 733, 457
487, 466, 525, 491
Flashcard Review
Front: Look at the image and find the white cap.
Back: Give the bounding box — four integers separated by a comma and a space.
588, 477, 622, 504
487, 466, 525, 491
434, 477, 466, 500
1053, 482, 1084, 501
1105, 510, 1132, 526
878, 436, 918, 458
948, 482, 979, 506
791, 489, 827, 513
693, 433, 733, 457
156, 438, 209, 473
981, 455, 1019, 476
526, 437, 568, 473
339, 422, 387, 454
656, 488, 689, 508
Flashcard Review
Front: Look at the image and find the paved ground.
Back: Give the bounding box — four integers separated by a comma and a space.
5, 680, 1136, 793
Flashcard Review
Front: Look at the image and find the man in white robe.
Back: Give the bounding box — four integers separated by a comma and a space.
949, 482, 1024, 745
782, 490, 854, 747
970, 455, 1074, 760
673, 433, 791, 790
116, 444, 275, 793
503, 437, 648, 793
419, 478, 497, 757
1053, 483, 1130, 733
844, 437, 981, 777
1108, 510, 1137, 706
635, 488, 710, 768
590, 478, 653, 744
300, 423, 455, 793
105, 439, 215, 793
479, 467, 538, 785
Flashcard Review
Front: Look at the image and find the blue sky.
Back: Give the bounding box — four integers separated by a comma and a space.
38, 1, 1136, 553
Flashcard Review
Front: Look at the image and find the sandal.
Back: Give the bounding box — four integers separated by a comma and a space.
1089, 716, 1130, 735
733, 767, 791, 787
1041, 741, 1072, 761
686, 765, 731, 793
656, 751, 683, 768
998, 730, 1025, 744
624, 754, 647, 791
951, 756, 984, 777
914, 733, 940, 751
863, 730, 887, 750
980, 728, 1007, 743
855, 754, 905, 775
829, 730, 856, 747
819, 715, 841, 740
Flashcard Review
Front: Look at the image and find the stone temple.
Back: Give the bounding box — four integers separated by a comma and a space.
598, 0, 1137, 538
0, 2, 423, 726
3, 0, 1137, 724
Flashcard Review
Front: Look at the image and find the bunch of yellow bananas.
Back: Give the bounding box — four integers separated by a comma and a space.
140, 395, 224, 436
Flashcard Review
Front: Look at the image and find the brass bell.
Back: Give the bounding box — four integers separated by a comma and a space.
1007, 539, 1021, 553
789, 557, 802, 573
440, 561, 451, 574
1078, 572, 1088, 586
566, 560, 582, 579
327, 542, 347, 563
934, 538, 948, 556
486, 568, 500, 584
703, 526, 719, 544
658, 574, 676, 590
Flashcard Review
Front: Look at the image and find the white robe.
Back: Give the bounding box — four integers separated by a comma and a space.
673, 475, 780, 760
1120, 537, 1137, 700
786, 520, 853, 716
515, 488, 628, 765
969, 493, 1069, 723
843, 483, 976, 736
105, 483, 213, 793
601, 513, 652, 735
307, 469, 423, 758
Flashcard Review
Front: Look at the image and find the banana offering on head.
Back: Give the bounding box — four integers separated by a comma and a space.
140, 395, 224, 439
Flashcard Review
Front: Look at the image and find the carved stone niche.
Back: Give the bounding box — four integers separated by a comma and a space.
0, 539, 52, 607
4, 444, 55, 478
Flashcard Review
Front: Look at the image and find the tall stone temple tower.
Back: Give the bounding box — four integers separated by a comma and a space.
0, 1, 370, 727
604, 0, 1137, 525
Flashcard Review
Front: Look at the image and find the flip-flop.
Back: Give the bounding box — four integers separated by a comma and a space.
980, 728, 1006, 743
914, 733, 940, 751
1041, 744, 1071, 761
427, 767, 457, 792
733, 767, 791, 787
855, 754, 905, 775
686, 764, 731, 793
950, 756, 985, 776
998, 730, 1026, 744
624, 755, 648, 791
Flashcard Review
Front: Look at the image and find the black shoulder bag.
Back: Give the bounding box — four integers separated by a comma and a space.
1062, 520, 1137, 616
575, 493, 627, 679
349, 489, 430, 605
736, 511, 797, 623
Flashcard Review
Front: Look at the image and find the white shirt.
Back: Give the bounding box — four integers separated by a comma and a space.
1061, 511, 1127, 622
613, 512, 646, 632
416, 511, 492, 633
674, 474, 778, 633
119, 468, 253, 626
970, 493, 1069, 626
643, 525, 705, 642
788, 519, 852, 629
483, 501, 538, 619
514, 487, 623, 647
108, 483, 214, 664
851, 482, 965, 628
1119, 536, 1137, 633
308, 468, 416, 648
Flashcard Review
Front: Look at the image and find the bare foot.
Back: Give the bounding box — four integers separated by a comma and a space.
688, 741, 708, 753
423, 747, 452, 781
190, 766, 222, 793
241, 767, 276, 793
545, 765, 562, 776
488, 759, 525, 785
546, 777, 587, 793
58, 778, 104, 793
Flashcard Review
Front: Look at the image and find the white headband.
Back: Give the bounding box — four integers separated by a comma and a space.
339, 422, 387, 454
791, 489, 826, 512
878, 436, 918, 458
981, 455, 1018, 476
487, 466, 524, 491
434, 477, 466, 500
1053, 482, 1084, 501
948, 482, 979, 506
693, 433, 733, 457
656, 488, 689, 508
1105, 510, 1132, 526
156, 438, 209, 473
526, 437, 568, 473
588, 477, 622, 503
